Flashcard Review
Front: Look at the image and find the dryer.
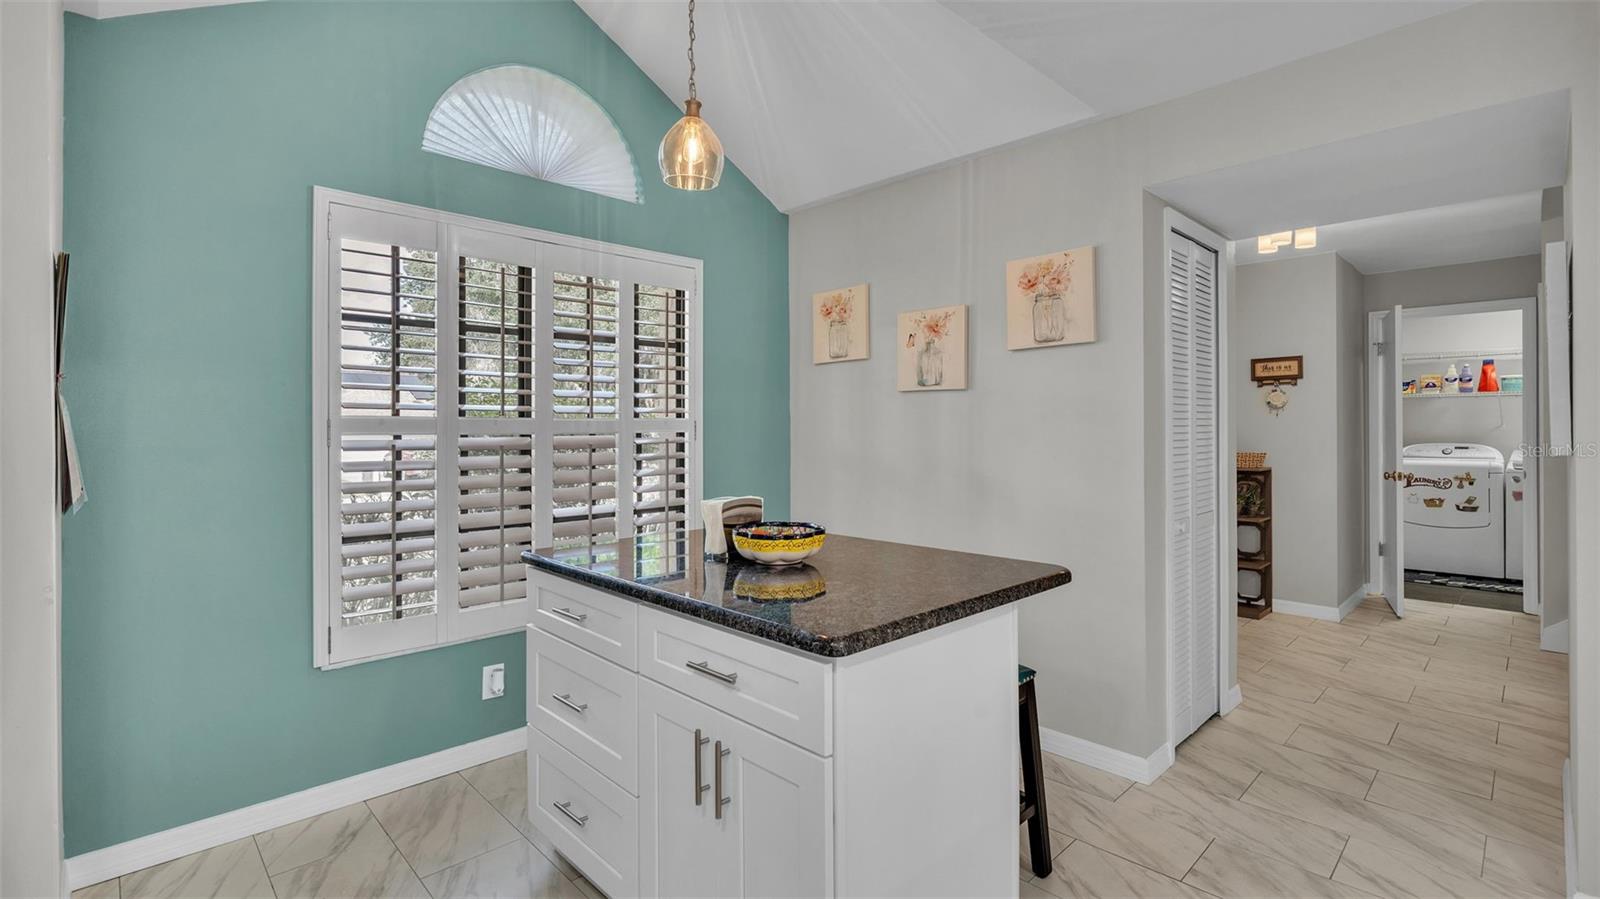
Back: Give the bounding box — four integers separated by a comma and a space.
1402, 443, 1505, 580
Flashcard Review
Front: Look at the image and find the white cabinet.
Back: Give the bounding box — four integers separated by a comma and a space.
528, 566, 1020, 899
637, 679, 831, 899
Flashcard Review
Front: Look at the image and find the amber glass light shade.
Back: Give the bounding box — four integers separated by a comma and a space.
659, 99, 724, 191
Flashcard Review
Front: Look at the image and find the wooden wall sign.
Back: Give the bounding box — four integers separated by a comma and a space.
1251, 355, 1303, 386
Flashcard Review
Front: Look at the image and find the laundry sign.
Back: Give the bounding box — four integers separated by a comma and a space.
1250, 355, 1303, 386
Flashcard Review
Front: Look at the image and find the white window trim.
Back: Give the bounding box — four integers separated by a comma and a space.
311, 186, 704, 669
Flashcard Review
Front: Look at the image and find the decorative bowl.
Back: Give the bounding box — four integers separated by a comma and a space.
731, 522, 826, 566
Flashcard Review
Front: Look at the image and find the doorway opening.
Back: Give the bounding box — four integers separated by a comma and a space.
1147, 91, 1573, 846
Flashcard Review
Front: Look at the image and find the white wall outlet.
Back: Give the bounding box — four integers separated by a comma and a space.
482, 663, 506, 700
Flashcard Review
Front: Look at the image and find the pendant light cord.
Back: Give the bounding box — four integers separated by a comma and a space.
686, 0, 697, 101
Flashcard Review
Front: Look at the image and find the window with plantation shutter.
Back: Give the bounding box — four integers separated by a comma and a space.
314, 189, 700, 667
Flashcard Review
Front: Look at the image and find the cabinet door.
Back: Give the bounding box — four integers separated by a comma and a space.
638, 679, 732, 898
719, 707, 833, 899
638, 679, 832, 899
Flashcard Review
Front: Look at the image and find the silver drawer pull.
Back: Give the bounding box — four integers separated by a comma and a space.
553, 800, 589, 827
686, 660, 739, 684
552, 693, 588, 715
551, 607, 588, 624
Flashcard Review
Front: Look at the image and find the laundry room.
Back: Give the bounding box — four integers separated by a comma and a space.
1398, 307, 1530, 609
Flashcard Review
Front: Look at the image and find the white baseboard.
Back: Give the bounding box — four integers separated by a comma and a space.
1273, 590, 1368, 622
1543, 618, 1570, 654
1565, 759, 1577, 899
1039, 726, 1172, 785
65, 728, 526, 890
1221, 684, 1243, 715
1272, 588, 1370, 623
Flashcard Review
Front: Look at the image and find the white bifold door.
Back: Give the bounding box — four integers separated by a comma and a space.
1166, 228, 1221, 744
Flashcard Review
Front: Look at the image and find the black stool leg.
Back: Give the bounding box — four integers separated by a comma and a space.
1019, 677, 1053, 877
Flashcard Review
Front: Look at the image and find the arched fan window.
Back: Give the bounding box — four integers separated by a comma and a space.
423, 65, 642, 204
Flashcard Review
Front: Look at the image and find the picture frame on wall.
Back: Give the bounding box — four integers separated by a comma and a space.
897, 304, 967, 391
1005, 246, 1096, 350
812, 284, 870, 363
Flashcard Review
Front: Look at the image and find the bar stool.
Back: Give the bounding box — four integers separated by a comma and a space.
1019, 664, 1052, 877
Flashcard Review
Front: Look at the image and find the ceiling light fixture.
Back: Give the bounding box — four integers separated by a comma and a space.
658, 0, 724, 191
1294, 227, 1317, 249
1257, 231, 1293, 254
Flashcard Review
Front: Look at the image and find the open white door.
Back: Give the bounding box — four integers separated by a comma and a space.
1379, 306, 1405, 617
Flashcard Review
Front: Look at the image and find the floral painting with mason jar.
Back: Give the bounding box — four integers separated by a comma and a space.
897, 304, 967, 391
811, 283, 869, 363
1005, 246, 1096, 350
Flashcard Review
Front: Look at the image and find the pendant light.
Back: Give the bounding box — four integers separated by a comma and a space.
659, 0, 724, 191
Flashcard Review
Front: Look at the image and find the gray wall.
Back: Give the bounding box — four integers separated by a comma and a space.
0, 0, 66, 894
1401, 310, 1526, 460
1336, 258, 1368, 604
790, 2, 1597, 771
1231, 254, 1364, 611
1365, 254, 1539, 312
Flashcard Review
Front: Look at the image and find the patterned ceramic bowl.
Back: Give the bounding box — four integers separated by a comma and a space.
731, 522, 827, 566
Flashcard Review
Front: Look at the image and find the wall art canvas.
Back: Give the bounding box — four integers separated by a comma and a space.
812, 284, 869, 363
897, 304, 967, 391
1005, 246, 1096, 350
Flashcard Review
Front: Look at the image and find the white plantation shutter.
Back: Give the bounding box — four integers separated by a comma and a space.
314, 191, 699, 667
1167, 231, 1220, 742
321, 205, 445, 662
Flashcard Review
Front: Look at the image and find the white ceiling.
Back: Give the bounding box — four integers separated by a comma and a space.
579, 0, 1468, 212
63, 0, 257, 18
939, 1, 1464, 119
1150, 91, 1570, 240
71, 0, 1476, 213
1233, 191, 1545, 275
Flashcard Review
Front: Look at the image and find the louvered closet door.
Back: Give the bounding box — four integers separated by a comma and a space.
325, 206, 446, 661
1167, 231, 1220, 744
445, 227, 541, 639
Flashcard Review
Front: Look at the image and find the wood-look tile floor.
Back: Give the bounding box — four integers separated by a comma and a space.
75, 598, 1566, 899
1022, 596, 1567, 899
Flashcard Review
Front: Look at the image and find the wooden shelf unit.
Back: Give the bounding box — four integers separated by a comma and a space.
1237, 467, 1273, 619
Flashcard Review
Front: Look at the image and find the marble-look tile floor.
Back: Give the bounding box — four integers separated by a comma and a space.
1021, 596, 1567, 898
74, 755, 604, 899
75, 598, 1566, 899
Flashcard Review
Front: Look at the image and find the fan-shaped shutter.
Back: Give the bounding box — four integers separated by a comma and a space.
422, 65, 642, 204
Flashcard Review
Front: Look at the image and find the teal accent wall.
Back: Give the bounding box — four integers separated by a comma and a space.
62, 1, 788, 856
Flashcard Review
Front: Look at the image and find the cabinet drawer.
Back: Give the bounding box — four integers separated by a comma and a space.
529, 727, 638, 899
638, 606, 832, 755
530, 628, 639, 794
530, 570, 638, 670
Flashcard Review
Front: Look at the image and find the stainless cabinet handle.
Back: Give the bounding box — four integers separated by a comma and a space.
553, 800, 588, 827
551, 607, 588, 624
714, 740, 731, 820
692, 728, 710, 805
686, 660, 738, 684
552, 693, 588, 715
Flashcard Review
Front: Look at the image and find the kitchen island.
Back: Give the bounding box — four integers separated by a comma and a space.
522, 530, 1070, 898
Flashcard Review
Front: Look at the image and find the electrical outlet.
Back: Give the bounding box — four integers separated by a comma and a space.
482, 663, 506, 700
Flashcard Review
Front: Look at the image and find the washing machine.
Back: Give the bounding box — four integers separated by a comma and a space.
1402, 443, 1505, 580
1505, 449, 1526, 581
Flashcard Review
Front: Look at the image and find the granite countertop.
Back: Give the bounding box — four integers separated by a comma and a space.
521, 530, 1070, 658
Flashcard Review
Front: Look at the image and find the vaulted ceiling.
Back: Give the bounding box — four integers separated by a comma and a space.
577, 0, 1468, 212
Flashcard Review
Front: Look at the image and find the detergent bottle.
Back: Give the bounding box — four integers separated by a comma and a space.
1479, 359, 1499, 393
1457, 360, 1474, 393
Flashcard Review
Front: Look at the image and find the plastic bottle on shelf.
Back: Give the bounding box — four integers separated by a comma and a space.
1444, 364, 1459, 392
1479, 359, 1499, 393
1458, 360, 1474, 393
